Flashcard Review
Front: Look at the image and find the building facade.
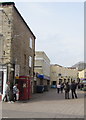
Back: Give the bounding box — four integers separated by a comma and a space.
50, 64, 78, 85
0, 2, 36, 96
34, 51, 50, 86
78, 69, 86, 80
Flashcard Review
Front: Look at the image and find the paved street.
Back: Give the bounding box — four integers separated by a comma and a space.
2, 88, 84, 118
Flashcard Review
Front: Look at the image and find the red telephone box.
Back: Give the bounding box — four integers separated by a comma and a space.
18, 76, 31, 101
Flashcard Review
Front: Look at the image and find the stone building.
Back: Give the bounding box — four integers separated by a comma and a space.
34, 51, 50, 86
50, 64, 78, 86
78, 69, 86, 80
0, 2, 36, 95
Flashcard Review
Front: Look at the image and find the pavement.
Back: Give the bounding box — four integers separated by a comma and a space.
1, 88, 85, 118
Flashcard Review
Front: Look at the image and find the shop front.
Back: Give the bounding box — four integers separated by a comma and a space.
36, 74, 50, 92
0, 65, 7, 100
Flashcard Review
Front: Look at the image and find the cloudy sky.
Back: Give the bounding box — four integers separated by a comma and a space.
15, 2, 84, 67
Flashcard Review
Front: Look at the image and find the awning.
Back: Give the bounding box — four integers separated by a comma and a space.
37, 74, 44, 79
37, 74, 50, 80
44, 76, 50, 80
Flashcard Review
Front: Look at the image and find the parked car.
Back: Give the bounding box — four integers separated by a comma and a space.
81, 79, 86, 91
51, 85, 57, 88
82, 84, 86, 91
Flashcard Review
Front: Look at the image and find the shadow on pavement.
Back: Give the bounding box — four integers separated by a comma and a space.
17, 88, 84, 103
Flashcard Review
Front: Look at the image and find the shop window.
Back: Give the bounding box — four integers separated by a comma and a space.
52, 81, 56, 85
0, 71, 3, 94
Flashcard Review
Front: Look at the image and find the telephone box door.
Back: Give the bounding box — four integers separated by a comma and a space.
18, 76, 31, 100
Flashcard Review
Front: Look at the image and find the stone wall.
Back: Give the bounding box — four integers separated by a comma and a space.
0, 5, 12, 64
11, 6, 35, 77
0, 3, 35, 85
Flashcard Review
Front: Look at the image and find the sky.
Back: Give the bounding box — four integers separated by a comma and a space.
14, 2, 84, 67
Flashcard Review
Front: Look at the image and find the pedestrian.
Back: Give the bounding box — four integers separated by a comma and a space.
3, 81, 10, 102
60, 83, 64, 93
64, 82, 70, 99
57, 83, 61, 94
13, 84, 19, 102
71, 80, 78, 99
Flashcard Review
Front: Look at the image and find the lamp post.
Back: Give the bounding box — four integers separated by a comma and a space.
0, 31, 3, 94
0, 34, 4, 96
0, 33, 3, 63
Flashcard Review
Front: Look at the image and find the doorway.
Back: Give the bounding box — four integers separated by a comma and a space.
0, 65, 7, 99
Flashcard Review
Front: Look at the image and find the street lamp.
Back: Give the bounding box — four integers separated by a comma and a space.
0, 33, 3, 59
0, 33, 4, 83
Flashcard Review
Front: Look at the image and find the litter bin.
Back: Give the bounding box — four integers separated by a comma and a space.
33, 85, 37, 93
44, 85, 49, 91
36, 85, 44, 93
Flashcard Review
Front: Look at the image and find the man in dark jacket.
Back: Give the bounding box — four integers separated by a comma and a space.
71, 80, 78, 99
64, 82, 70, 99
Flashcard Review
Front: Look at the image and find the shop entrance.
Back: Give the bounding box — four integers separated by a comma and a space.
52, 81, 56, 85
0, 65, 7, 99
0, 71, 3, 94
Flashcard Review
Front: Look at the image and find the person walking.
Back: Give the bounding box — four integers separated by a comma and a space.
57, 83, 61, 94
60, 83, 64, 93
3, 81, 10, 102
64, 82, 70, 99
71, 80, 78, 99
13, 84, 19, 102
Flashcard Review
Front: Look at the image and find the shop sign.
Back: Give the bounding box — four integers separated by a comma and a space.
15, 64, 20, 77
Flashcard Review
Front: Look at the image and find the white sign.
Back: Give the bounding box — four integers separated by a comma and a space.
15, 64, 20, 76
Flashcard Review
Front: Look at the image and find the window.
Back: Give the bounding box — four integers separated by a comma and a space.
30, 37, 32, 48
58, 73, 61, 76
29, 56, 32, 67
35, 66, 42, 67
3, 51, 5, 55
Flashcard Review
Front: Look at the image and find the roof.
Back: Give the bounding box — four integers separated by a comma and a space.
0, 2, 36, 39
51, 64, 63, 67
0, 2, 15, 6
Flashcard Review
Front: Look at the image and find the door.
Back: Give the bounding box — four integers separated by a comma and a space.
0, 66, 7, 99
